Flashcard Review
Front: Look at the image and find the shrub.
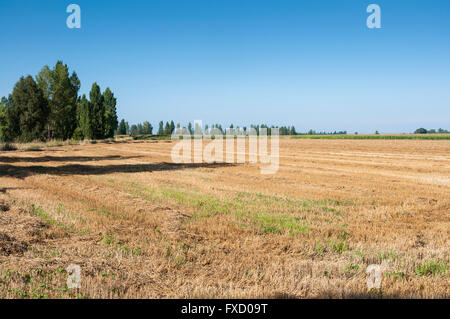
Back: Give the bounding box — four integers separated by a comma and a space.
414, 128, 427, 134
415, 260, 449, 276
0, 142, 17, 151
72, 127, 84, 141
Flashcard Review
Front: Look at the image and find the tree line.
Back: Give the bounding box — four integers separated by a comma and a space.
121, 122, 450, 137
116, 121, 301, 136
117, 121, 358, 136
414, 128, 449, 134
0, 61, 118, 142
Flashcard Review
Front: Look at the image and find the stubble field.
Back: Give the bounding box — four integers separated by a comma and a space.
0, 138, 449, 298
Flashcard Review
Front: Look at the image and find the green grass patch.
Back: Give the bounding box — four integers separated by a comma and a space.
330, 239, 349, 254
91, 206, 127, 220
315, 243, 326, 255
253, 211, 309, 235
29, 204, 71, 232
291, 134, 450, 140
415, 260, 449, 276
384, 272, 405, 280
377, 250, 398, 261
101, 232, 142, 256
132, 134, 172, 140
345, 264, 360, 271
123, 184, 354, 237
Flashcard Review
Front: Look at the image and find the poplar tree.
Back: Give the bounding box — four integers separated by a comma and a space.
164, 122, 171, 135
142, 121, 153, 134
9, 76, 50, 142
76, 94, 92, 139
36, 61, 80, 139
158, 121, 164, 135
103, 87, 118, 138
89, 82, 105, 139
118, 119, 127, 135
0, 96, 12, 142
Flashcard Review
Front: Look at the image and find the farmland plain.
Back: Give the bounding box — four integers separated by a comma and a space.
0, 138, 449, 298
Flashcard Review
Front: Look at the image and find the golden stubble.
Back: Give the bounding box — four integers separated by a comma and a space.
0, 138, 448, 298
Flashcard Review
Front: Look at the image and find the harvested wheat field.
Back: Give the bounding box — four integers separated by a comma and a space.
0, 138, 449, 299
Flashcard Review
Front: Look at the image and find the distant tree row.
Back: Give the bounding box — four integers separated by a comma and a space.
157, 121, 176, 136
119, 121, 358, 137
108, 120, 450, 137
115, 122, 450, 137
0, 61, 118, 142
300, 130, 348, 135
414, 128, 449, 134
248, 124, 297, 136
120, 121, 301, 136
130, 121, 154, 136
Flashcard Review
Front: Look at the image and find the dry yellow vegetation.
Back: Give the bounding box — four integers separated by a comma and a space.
0, 138, 449, 298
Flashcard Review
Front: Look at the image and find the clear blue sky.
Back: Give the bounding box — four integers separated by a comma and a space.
1, 0, 449, 133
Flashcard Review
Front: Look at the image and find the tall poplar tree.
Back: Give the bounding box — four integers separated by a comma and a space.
118, 119, 127, 135
89, 83, 105, 139
158, 121, 164, 135
76, 94, 92, 139
9, 76, 50, 142
0, 96, 12, 142
103, 87, 118, 138
36, 61, 80, 139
